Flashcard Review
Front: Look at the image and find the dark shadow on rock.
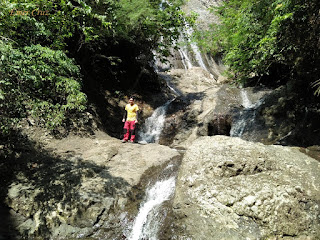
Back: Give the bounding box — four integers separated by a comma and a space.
0, 196, 18, 240
66, 35, 170, 140
207, 114, 232, 136
166, 92, 206, 115
0, 130, 130, 239
159, 92, 205, 145
213, 82, 320, 147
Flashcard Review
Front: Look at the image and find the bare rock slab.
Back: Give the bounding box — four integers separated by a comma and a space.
5, 132, 180, 239
172, 136, 320, 239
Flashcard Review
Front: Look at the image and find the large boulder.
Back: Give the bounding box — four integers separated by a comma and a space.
171, 136, 320, 239
5, 131, 180, 239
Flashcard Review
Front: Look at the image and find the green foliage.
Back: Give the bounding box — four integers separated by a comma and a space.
0, 0, 114, 49
312, 80, 320, 96
0, 41, 87, 134
0, 0, 190, 136
196, 0, 320, 93
114, 0, 191, 60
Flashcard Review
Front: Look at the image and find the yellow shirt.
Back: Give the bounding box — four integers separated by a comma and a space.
125, 103, 139, 121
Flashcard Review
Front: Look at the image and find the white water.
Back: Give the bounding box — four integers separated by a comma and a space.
178, 48, 193, 69
183, 24, 209, 72
138, 100, 173, 144
230, 114, 248, 137
240, 88, 253, 109
230, 89, 264, 137
128, 177, 176, 240
138, 73, 179, 144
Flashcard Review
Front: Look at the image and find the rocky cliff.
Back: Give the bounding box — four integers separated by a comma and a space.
170, 136, 320, 239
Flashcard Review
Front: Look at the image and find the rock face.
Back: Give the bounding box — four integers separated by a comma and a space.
5, 131, 180, 239
159, 68, 222, 148
171, 136, 320, 239
182, 0, 221, 29
159, 68, 271, 149
253, 84, 320, 147
161, 68, 320, 149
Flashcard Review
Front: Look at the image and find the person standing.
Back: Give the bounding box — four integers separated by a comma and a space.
122, 96, 139, 143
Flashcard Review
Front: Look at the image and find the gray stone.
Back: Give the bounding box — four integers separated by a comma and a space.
172, 136, 320, 239
5, 131, 180, 239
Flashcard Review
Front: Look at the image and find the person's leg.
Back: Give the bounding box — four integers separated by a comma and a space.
129, 121, 136, 142
123, 121, 130, 141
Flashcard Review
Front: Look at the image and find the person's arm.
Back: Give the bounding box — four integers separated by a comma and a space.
135, 111, 139, 123
122, 109, 127, 122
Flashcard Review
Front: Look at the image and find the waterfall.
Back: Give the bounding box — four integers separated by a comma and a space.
138, 100, 172, 144
230, 89, 264, 137
178, 48, 193, 69
125, 160, 180, 240
184, 25, 208, 72
128, 177, 176, 240
240, 88, 253, 108
138, 73, 180, 144
152, 21, 211, 73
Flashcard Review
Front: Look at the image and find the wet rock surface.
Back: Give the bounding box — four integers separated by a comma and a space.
255, 84, 320, 147
160, 70, 320, 150
171, 136, 320, 239
3, 131, 180, 239
158, 68, 272, 149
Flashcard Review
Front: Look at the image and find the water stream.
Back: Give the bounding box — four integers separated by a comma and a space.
138, 73, 180, 144
138, 100, 173, 144
140, 22, 211, 145
230, 89, 264, 137
128, 176, 176, 240
183, 24, 209, 72
178, 48, 193, 69
130, 48, 184, 239
130, 8, 215, 238
125, 159, 180, 240
240, 88, 253, 108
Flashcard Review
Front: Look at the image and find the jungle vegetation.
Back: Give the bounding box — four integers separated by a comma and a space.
0, 0, 191, 137
195, 0, 320, 94
1, 0, 319, 139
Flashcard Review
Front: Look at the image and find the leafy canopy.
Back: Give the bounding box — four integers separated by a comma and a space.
195, 0, 320, 94
0, 0, 191, 136
0, 41, 87, 134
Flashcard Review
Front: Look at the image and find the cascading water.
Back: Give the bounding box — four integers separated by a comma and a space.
230, 89, 264, 137
124, 160, 180, 240
138, 73, 180, 144
138, 100, 173, 144
130, 31, 185, 237
128, 176, 176, 240
178, 48, 193, 69
131, 3, 214, 238
131, 101, 180, 239
240, 88, 253, 108
152, 16, 212, 74
183, 24, 209, 72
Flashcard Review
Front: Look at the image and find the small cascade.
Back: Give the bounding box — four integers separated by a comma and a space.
178, 48, 193, 69
124, 159, 180, 240
138, 100, 173, 144
152, 21, 214, 74
128, 176, 176, 240
230, 89, 264, 137
184, 25, 209, 72
240, 88, 253, 108
138, 73, 180, 144
160, 73, 182, 97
